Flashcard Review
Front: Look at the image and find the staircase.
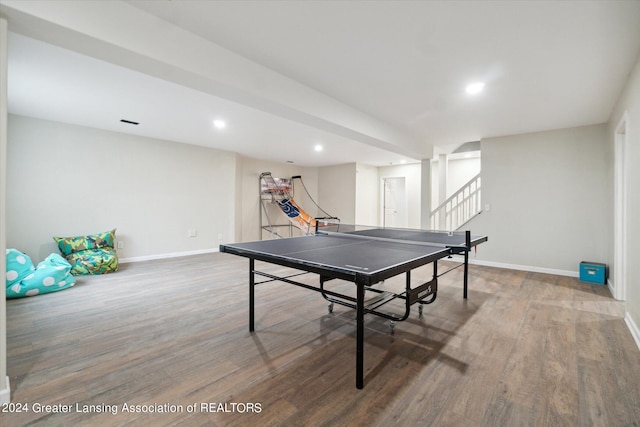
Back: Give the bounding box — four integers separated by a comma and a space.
430, 173, 482, 231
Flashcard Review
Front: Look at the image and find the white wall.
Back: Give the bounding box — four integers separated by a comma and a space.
608, 53, 640, 343
469, 124, 610, 275
431, 156, 481, 207
448, 157, 481, 195
318, 163, 357, 224
6, 115, 237, 261
355, 163, 378, 226
378, 163, 422, 229
237, 156, 317, 241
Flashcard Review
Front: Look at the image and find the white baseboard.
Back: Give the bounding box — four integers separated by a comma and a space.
465, 257, 639, 352
467, 258, 578, 278
607, 277, 616, 299
123, 250, 578, 277
0, 376, 10, 404
119, 248, 219, 264
625, 312, 640, 351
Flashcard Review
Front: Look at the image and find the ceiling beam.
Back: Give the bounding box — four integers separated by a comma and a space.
0, 0, 432, 160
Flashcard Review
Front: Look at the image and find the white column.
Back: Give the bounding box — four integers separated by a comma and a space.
438, 154, 448, 230
438, 154, 448, 204
420, 159, 431, 229
0, 17, 11, 404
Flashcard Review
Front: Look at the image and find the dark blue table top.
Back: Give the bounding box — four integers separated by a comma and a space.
220, 228, 487, 280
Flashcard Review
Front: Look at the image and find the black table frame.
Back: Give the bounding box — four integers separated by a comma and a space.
221, 230, 486, 389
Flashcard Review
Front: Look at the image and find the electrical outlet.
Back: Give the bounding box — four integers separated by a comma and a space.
218, 233, 223, 240
117, 241, 124, 249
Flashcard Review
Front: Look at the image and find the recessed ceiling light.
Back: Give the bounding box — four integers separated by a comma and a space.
400, 159, 407, 164
213, 119, 226, 129
314, 145, 323, 152
465, 82, 485, 95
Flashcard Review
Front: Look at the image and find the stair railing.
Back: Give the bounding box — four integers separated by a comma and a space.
430, 173, 481, 231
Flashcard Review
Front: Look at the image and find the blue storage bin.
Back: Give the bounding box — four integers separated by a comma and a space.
579, 261, 607, 284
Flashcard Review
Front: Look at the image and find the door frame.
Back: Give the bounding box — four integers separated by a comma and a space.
380, 176, 408, 228
613, 111, 628, 301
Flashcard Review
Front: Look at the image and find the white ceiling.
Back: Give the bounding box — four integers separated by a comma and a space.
3, 0, 640, 167
8, 33, 400, 167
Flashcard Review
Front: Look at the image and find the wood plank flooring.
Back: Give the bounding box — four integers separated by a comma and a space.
2, 253, 639, 426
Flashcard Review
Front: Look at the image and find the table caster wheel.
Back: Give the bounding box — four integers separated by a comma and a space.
389, 321, 395, 335
328, 302, 334, 313
418, 304, 423, 316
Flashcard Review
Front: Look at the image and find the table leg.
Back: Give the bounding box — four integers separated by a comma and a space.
464, 230, 470, 299
463, 250, 469, 299
356, 283, 364, 389
249, 258, 255, 332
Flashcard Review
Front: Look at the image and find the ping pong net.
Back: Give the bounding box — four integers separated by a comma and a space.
314, 222, 474, 252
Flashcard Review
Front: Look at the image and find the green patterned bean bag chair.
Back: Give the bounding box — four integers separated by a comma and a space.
6, 249, 76, 298
53, 229, 119, 275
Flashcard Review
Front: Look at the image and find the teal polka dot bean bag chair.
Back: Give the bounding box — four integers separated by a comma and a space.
6, 249, 76, 298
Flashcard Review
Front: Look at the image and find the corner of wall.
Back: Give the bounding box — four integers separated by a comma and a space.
0, 16, 10, 404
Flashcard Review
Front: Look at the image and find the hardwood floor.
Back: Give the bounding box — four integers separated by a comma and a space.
2, 253, 639, 426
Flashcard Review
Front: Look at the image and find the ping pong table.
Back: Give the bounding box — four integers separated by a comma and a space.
220, 225, 487, 389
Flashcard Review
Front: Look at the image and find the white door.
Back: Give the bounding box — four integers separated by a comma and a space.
383, 177, 407, 228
